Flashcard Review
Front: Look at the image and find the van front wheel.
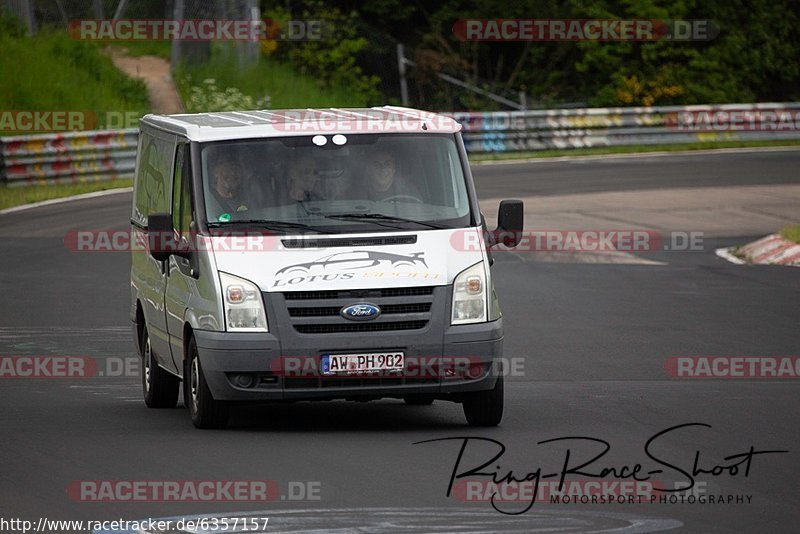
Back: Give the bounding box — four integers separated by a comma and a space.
141, 326, 180, 408
185, 337, 229, 429
462, 375, 503, 427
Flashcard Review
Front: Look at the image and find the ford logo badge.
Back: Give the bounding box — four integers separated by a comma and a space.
340, 303, 381, 321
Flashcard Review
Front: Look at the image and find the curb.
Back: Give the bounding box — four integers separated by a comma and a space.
717, 234, 800, 267
0, 187, 133, 216
714, 247, 746, 265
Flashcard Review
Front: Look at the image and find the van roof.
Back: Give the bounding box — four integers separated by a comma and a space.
140, 106, 461, 142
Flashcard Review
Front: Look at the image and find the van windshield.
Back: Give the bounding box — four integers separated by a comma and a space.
200, 134, 472, 233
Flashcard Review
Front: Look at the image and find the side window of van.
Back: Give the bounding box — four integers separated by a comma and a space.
133, 131, 175, 225
172, 144, 193, 238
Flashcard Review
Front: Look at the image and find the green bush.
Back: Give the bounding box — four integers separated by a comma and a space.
264, 1, 382, 104
184, 78, 270, 112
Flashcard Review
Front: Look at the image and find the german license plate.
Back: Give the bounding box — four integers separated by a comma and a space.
321, 352, 404, 375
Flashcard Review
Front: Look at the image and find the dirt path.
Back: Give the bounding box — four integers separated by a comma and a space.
107, 47, 184, 114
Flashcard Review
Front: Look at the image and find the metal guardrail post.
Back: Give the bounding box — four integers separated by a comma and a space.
450, 102, 800, 153
0, 129, 139, 187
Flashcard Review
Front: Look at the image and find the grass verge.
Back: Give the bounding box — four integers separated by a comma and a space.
0, 15, 149, 132
469, 139, 800, 162
0, 180, 133, 211
779, 224, 800, 244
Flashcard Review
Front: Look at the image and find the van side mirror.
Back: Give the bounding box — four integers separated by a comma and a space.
147, 213, 178, 262
494, 199, 524, 248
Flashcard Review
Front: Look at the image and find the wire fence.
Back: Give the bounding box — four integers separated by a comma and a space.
3, 0, 161, 33
3, 0, 260, 66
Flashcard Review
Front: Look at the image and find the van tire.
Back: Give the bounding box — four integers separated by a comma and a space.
141, 326, 180, 408
463, 375, 503, 426
185, 337, 229, 429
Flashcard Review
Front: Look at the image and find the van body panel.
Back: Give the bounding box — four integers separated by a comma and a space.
193, 317, 502, 401
139, 107, 462, 143
207, 228, 485, 295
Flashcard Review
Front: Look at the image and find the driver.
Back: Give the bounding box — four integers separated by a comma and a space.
364, 150, 421, 202
207, 159, 249, 220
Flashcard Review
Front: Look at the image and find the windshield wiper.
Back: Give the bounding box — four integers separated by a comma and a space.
323, 213, 448, 230
207, 219, 330, 234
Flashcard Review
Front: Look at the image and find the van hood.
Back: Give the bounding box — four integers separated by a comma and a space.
208, 228, 485, 292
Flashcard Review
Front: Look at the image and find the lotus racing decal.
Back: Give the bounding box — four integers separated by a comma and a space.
275, 251, 427, 275
272, 250, 440, 288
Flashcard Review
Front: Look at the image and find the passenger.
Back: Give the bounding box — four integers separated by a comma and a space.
287, 156, 324, 201
316, 156, 354, 200
364, 150, 422, 202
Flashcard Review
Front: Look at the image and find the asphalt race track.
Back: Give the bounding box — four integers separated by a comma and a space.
1, 149, 798, 532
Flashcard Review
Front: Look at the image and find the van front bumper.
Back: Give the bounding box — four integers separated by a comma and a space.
193, 319, 503, 402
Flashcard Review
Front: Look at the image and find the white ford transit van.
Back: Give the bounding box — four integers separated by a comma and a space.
130, 107, 522, 428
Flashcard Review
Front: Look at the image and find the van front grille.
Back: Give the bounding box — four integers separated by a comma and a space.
279, 286, 437, 334
282, 235, 417, 248
288, 303, 431, 318
283, 286, 434, 301
294, 320, 428, 334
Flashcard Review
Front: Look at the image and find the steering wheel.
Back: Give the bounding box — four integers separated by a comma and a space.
384, 194, 423, 204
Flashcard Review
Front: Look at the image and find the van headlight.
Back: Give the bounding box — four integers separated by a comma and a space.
451, 261, 488, 325
219, 272, 268, 332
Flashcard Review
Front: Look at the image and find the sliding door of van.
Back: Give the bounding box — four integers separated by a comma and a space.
131, 128, 178, 373
165, 143, 196, 373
